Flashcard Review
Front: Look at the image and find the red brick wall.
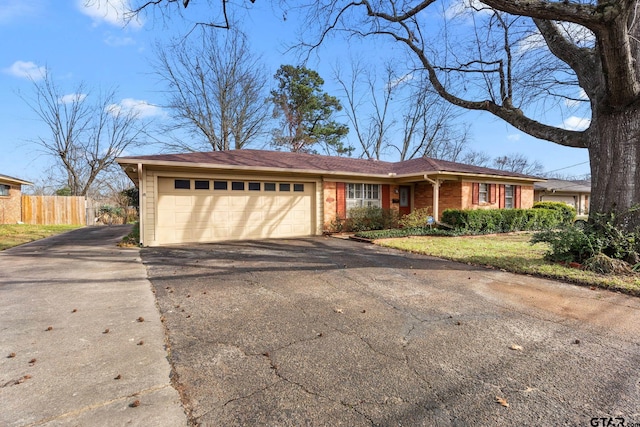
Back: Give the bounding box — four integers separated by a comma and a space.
0, 185, 22, 224
323, 181, 338, 229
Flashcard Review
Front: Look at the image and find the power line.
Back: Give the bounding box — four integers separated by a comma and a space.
545, 161, 589, 174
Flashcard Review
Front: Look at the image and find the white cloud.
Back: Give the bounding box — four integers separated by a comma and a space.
104, 34, 135, 47
506, 133, 521, 142
0, 0, 40, 24
3, 60, 46, 80
386, 72, 414, 90
59, 93, 87, 104
77, 0, 141, 28
564, 88, 589, 108
444, 0, 491, 20
516, 31, 547, 54
561, 116, 590, 131
107, 98, 163, 118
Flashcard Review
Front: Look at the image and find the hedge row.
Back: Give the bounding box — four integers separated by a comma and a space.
354, 227, 465, 240
441, 206, 568, 233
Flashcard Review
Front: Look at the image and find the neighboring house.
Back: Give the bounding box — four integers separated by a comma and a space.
0, 174, 32, 224
534, 179, 591, 216
117, 150, 543, 246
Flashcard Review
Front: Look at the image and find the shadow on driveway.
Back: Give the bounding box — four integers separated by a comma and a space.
143, 236, 640, 426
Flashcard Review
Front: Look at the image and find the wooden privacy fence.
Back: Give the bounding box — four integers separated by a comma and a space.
21, 196, 89, 225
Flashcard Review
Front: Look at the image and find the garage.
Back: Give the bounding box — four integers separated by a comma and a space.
156, 177, 315, 244
538, 194, 576, 209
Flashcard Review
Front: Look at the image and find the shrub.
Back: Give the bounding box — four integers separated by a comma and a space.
530, 226, 599, 263
355, 227, 463, 239
336, 207, 399, 232
398, 208, 433, 228
441, 208, 563, 233
532, 201, 576, 225
531, 211, 640, 267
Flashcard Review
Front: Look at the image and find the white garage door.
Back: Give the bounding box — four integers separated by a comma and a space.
156, 177, 314, 244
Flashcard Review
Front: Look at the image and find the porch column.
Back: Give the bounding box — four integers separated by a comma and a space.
423, 175, 441, 221
432, 178, 440, 221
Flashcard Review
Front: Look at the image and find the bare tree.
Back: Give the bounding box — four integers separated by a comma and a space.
20, 71, 146, 196
334, 61, 395, 160
397, 84, 471, 161
459, 150, 493, 168
335, 61, 470, 161
154, 26, 270, 152
492, 153, 544, 176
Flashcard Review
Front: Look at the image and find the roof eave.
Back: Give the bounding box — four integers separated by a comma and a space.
116, 158, 393, 179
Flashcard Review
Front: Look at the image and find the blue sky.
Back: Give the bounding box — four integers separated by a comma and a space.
0, 0, 591, 185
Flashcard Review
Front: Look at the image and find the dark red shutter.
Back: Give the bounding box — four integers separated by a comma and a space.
499, 185, 505, 208
489, 184, 497, 204
472, 183, 479, 205
382, 184, 390, 209
515, 185, 522, 208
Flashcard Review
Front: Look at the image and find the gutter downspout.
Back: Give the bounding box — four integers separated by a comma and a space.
423, 175, 441, 221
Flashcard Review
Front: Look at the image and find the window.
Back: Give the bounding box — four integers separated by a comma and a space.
0, 184, 9, 196
293, 183, 304, 192
264, 183, 276, 192
248, 182, 261, 191
174, 179, 190, 189
346, 183, 381, 210
213, 181, 228, 190
479, 183, 488, 203
194, 180, 210, 190
232, 181, 245, 191
504, 185, 514, 208
279, 183, 290, 192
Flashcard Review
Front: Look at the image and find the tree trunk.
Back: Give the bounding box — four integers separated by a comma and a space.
589, 106, 640, 231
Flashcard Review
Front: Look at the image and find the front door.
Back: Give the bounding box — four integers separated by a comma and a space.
399, 186, 411, 216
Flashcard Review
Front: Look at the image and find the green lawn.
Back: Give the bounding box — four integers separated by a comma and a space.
375, 233, 640, 296
0, 224, 82, 251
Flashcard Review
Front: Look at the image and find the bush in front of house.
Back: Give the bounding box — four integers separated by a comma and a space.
531, 211, 640, 268
441, 207, 564, 233
345, 206, 399, 232
355, 227, 464, 239
532, 201, 576, 225
398, 207, 433, 228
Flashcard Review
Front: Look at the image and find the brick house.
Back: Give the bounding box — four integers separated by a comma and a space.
117, 150, 543, 246
0, 174, 32, 224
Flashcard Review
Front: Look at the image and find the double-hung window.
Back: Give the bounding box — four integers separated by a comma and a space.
504, 185, 514, 208
478, 183, 488, 203
346, 183, 381, 211
0, 184, 9, 196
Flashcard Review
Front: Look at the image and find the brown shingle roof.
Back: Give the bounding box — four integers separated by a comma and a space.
118, 149, 540, 180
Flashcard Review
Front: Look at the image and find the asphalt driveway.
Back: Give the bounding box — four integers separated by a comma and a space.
0, 226, 187, 427
142, 237, 640, 426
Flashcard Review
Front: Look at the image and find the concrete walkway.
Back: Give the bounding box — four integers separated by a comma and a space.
0, 226, 187, 427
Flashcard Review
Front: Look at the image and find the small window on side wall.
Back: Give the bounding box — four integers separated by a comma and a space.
0, 184, 10, 196
174, 179, 190, 189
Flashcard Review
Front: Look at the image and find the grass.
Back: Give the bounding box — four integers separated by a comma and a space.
375, 232, 640, 296
0, 224, 82, 251
118, 222, 140, 247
